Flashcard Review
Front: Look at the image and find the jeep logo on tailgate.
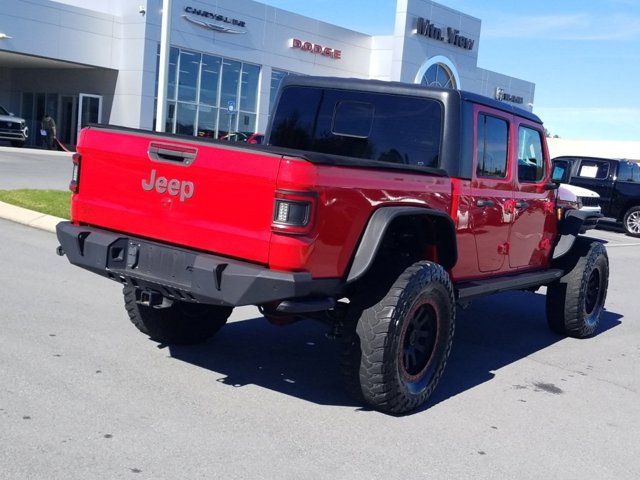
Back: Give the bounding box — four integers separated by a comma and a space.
142, 169, 194, 202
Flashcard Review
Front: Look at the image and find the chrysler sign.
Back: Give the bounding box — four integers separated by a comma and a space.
183, 6, 246, 34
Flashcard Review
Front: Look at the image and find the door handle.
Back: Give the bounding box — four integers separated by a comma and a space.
476, 199, 496, 207
515, 201, 529, 209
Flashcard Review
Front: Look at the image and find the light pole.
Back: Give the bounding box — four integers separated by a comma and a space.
155, 0, 172, 132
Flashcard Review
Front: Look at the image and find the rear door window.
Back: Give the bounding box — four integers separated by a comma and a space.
476, 114, 509, 178
616, 161, 639, 182
269, 86, 443, 168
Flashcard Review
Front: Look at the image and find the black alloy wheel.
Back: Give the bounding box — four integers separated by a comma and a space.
341, 261, 455, 414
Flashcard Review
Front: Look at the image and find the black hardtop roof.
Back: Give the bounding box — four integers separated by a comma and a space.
553, 155, 629, 163
280, 75, 542, 124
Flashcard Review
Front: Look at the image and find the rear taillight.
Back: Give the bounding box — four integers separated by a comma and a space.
69, 153, 81, 193
271, 191, 316, 235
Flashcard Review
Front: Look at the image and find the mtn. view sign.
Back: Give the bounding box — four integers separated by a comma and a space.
414, 17, 475, 51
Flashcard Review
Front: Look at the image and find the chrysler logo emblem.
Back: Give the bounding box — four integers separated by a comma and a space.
183, 6, 246, 34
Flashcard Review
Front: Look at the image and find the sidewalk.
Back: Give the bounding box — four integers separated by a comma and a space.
0, 200, 63, 233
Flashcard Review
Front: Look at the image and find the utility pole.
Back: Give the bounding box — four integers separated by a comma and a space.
155, 0, 172, 132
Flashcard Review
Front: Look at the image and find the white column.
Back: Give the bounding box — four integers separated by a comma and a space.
257, 65, 272, 134
155, 0, 172, 132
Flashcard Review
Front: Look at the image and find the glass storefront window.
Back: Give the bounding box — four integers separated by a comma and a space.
240, 63, 260, 113
168, 47, 179, 100
155, 47, 179, 100
197, 105, 218, 139
45, 93, 58, 122
178, 50, 201, 103
237, 112, 256, 137
200, 54, 221, 106
166, 102, 176, 133
155, 46, 260, 139
176, 102, 197, 136
217, 110, 235, 140
220, 59, 242, 111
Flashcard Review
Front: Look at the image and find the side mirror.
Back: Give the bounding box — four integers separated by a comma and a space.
551, 161, 570, 184
9, 112, 15, 116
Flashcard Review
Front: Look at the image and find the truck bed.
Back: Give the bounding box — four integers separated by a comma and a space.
73, 127, 286, 265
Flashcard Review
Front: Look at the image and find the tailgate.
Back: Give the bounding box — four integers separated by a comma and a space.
72, 127, 282, 264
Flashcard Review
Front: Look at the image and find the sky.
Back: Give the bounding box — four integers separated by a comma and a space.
263, 0, 640, 142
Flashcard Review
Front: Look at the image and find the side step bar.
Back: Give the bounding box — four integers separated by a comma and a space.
456, 269, 563, 301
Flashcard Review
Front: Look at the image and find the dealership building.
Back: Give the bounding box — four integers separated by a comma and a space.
0, 0, 535, 146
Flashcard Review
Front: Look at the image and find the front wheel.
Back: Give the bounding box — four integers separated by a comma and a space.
546, 239, 609, 338
342, 261, 455, 414
123, 286, 232, 344
623, 206, 640, 237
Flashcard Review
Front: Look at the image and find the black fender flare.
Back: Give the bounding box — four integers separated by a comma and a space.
346, 206, 457, 283
552, 210, 602, 260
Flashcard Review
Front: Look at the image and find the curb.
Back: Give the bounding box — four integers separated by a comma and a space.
0, 146, 72, 157
0, 200, 65, 233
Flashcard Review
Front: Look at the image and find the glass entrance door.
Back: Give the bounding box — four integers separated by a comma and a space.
60, 96, 77, 146
77, 94, 102, 139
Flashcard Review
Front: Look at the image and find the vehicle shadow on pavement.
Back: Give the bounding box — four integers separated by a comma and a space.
168, 316, 357, 407
168, 290, 623, 412
427, 290, 623, 410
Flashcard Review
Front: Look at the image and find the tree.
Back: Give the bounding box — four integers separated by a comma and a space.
544, 128, 560, 139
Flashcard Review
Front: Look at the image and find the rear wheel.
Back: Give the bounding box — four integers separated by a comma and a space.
623, 206, 640, 237
546, 239, 608, 338
123, 286, 232, 345
341, 261, 455, 414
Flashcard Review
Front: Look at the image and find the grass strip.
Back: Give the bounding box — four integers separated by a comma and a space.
0, 189, 71, 219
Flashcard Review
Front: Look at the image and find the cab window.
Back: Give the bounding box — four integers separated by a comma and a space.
476, 114, 509, 178
270, 86, 443, 168
517, 126, 545, 183
577, 160, 609, 179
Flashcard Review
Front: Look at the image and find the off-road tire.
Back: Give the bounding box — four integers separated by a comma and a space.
622, 206, 640, 237
341, 261, 455, 414
546, 239, 608, 338
123, 286, 232, 344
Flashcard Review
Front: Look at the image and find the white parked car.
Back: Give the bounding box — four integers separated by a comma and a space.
557, 183, 601, 214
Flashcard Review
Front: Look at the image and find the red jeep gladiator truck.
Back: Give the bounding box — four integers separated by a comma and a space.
56, 77, 608, 414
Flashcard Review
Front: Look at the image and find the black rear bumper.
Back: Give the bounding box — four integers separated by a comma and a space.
56, 222, 340, 306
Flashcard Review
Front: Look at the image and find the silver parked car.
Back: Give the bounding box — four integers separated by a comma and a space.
0, 105, 29, 147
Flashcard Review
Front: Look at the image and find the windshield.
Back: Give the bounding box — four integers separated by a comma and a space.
0, 106, 9, 116
269, 87, 443, 168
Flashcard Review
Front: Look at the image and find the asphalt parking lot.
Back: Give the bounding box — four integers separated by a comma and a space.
1, 148, 639, 479
0, 146, 71, 190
